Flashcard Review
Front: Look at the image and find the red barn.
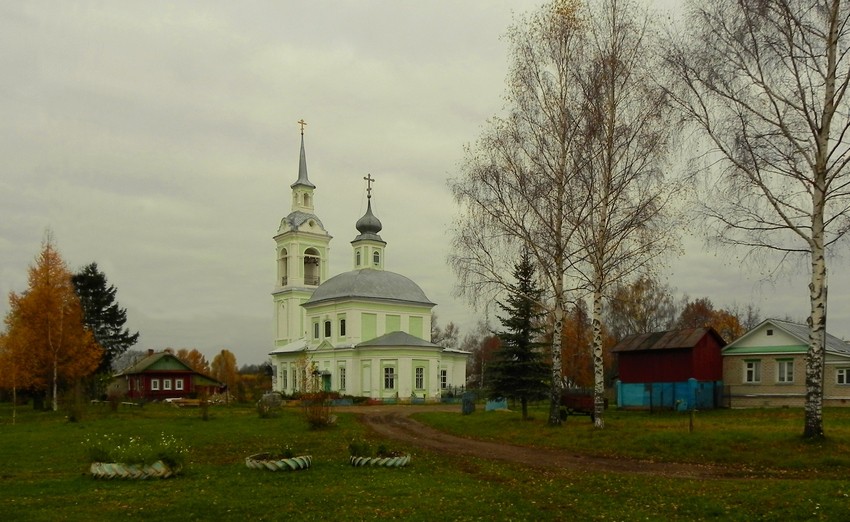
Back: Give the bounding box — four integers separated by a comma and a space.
611, 328, 726, 409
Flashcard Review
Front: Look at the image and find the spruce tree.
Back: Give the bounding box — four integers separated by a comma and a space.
72, 263, 139, 376
489, 252, 549, 420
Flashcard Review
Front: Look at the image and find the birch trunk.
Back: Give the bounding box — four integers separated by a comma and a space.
591, 283, 605, 429
549, 302, 565, 426
804, 164, 828, 439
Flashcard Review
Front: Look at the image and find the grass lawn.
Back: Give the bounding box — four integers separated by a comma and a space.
0, 402, 847, 521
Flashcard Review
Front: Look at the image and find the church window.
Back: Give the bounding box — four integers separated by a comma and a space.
324, 320, 331, 338
356, 251, 361, 267
339, 366, 346, 390
282, 368, 288, 390
304, 194, 311, 207
373, 251, 380, 266
415, 367, 425, 390
384, 367, 395, 390
440, 370, 447, 389
313, 322, 320, 339
339, 318, 346, 336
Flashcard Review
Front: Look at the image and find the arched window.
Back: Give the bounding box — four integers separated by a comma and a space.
304, 248, 320, 285
278, 248, 288, 286
373, 251, 380, 266
356, 251, 361, 267
303, 193, 311, 207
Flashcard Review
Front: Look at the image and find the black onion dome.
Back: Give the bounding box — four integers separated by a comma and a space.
355, 199, 382, 236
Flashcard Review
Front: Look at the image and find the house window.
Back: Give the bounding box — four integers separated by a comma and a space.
767, 329, 774, 336
384, 367, 395, 390
744, 360, 761, 383
777, 359, 794, 383
324, 320, 331, 338
163, 379, 172, 390
175, 378, 184, 391
339, 366, 346, 390
339, 318, 346, 337
415, 367, 425, 390
151, 378, 160, 391
838, 368, 850, 385
313, 322, 320, 339
440, 370, 447, 389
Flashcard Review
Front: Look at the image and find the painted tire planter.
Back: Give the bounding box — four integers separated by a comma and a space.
245, 453, 312, 471
349, 454, 411, 467
90, 461, 180, 480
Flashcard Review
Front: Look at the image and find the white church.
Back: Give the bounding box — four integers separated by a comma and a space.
268, 127, 468, 401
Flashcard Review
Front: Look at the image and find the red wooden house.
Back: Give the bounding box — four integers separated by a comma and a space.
109, 350, 223, 401
611, 327, 726, 410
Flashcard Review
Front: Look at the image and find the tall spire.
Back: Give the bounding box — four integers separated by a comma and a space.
291, 119, 315, 189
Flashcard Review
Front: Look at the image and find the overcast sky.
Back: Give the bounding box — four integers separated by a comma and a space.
2, 1, 846, 366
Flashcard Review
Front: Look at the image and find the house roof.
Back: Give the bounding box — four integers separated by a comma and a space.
723, 318, 850, 356
611, 327, 725, 353
114, 351, 193, 376
114, 351, 223, 386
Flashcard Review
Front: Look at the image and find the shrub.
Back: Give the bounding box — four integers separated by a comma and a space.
301, 392, 336, 430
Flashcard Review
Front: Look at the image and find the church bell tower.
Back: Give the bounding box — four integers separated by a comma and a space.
272, 120, 332, 346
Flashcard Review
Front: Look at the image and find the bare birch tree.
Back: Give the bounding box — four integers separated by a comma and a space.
665, 0, 850, 439
574, 0, 679, 428
449, 0, 591, 426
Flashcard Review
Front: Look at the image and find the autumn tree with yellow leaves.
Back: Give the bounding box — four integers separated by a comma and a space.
2, 236, 101, 411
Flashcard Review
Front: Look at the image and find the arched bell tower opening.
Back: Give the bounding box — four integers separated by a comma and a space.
304, 248, 321, 286
278, 248, 289, 286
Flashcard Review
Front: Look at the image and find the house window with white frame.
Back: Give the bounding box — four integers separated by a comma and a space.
838, 368, 850, 385
384, 367, 395, 390
282, 368, 288, 390
440, 369, 447, 389
175, 378, 184, 391
151, 378, 160, 391
744, 360, 761, 383
415, 367, 425, 390
163, 379, 172, 390
777, 359, 794, 383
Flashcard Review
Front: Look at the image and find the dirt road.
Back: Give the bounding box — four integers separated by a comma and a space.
353, 405, 735, 479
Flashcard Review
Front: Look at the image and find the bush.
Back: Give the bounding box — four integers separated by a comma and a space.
301, 392, 336, 430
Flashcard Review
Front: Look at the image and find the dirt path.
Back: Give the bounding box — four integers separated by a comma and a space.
351, 405, 737, 479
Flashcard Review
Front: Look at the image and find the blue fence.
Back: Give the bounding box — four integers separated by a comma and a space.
616, 379, 722, 410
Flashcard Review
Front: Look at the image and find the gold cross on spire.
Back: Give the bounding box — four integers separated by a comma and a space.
364, 173, 375, 198
297, 119, 307, 135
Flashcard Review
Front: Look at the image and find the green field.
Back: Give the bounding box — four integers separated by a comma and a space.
0, 402, 848, 521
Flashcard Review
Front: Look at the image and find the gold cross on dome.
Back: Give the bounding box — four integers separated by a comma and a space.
363, 173, 375, 198
297, 119, 307, 135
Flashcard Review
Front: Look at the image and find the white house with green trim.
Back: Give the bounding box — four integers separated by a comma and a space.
722, 318, 850, 407
268, 131, 468, 401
